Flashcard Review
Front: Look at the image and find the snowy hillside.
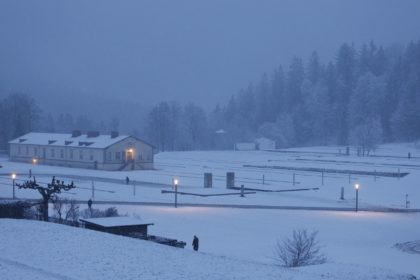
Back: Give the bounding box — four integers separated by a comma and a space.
0, 219, 415, 280
1, 143, 419, 278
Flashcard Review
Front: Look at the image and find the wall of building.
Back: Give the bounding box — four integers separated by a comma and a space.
9, 143, 105, 169
9, 137, 154, 171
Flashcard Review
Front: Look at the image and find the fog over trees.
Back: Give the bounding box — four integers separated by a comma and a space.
2, 40, 419, 152
146, 40, 420, 151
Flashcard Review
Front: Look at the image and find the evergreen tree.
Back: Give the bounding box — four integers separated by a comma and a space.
285, 57, 305, 111
307, 51, 322, 84
270, 65, 286, 114
391, 75, 420, 141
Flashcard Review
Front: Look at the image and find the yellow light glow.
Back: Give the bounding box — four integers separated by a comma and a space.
128, 148, 134, 153
32, 158, 38, 164
355, 183, 359, 190
11, 173, 16, 180
174, 178, 179, 185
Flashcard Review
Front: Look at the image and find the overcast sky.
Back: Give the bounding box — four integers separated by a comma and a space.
1, 0, 420, 113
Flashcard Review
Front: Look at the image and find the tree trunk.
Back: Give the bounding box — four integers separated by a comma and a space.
42, 196, 49, 221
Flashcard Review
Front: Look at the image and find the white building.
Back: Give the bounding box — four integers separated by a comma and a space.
234, 142, 256, 151
255, 137, 276, 150
234, 138, 276, 151
9, 131, 154, 171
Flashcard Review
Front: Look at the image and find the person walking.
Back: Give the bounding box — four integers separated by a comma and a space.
126, 176, 130, 185
88, 198, 93, 216
192, 235, 199, 251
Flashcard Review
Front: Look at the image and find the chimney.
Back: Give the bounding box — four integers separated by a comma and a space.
111, 131, 119, 139
72, 130, 82, 138
87, 131, 100, 138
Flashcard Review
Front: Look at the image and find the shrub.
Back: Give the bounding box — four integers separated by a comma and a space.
80, 206, 119, 218
52, 198, 80, 223
275, 229, 326, 267
104, 207, 118, 217
64, 199, 80, 223
0, 200, 32, 219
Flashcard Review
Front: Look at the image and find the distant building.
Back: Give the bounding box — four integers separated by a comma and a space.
255, 137, 276, 150
234, 142, 256, 151
234, 137, 276, 151
9, 131, 154, 170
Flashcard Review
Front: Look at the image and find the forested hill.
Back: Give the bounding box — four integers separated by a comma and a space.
146, 40, 420, 151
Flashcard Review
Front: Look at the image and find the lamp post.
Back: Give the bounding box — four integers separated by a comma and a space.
173, 178, 179, 208
354, 183, 359, 212
12, 173, 16, 199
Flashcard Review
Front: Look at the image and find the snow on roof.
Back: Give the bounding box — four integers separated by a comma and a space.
9, 132, 130, 149
79, 217, 154, 227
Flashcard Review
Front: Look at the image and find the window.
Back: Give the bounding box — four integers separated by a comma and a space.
89, 151, 94, 161
60, 149, 64, 159
116, 152, 120, 160
79, 150, 84, 160
138, 154, 143, 161
70, 149, 73, 159
25, 146, 29, 155
51, 149, 55, 158
34, 147, 38, 156
107, 152, 111, 161
18, 146, 21, 155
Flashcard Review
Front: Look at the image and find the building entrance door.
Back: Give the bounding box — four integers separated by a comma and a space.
125, 149, 134, 162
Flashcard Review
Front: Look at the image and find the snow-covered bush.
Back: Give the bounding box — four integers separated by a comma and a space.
275, 229, 326, 267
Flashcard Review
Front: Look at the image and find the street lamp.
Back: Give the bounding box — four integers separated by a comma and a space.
173, 178, 179, 208
11, 173, 16, 199
354, 183, 359, 212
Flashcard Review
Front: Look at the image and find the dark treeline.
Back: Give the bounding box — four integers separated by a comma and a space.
0, 93, 40, 150
0, 93, 122, 151
1, 40, 420, 153
147, 40, 420, 152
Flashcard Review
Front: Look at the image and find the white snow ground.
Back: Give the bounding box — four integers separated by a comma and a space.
0, 219, 416, 280
1, 143, 420, 278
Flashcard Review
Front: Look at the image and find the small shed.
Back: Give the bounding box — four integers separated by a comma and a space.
79, 217, 154, 236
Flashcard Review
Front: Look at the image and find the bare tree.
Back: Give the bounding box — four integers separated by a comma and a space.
275, 229, 326, 267
64, 199, 79, 223
52, 196, 65, 223
17, 176, 76, 221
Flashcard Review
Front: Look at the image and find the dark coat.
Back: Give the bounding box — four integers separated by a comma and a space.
192, 236, 199, 251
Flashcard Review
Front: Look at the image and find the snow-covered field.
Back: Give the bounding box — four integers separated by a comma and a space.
2, 143, 420, 209
1, 143, 420, 278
